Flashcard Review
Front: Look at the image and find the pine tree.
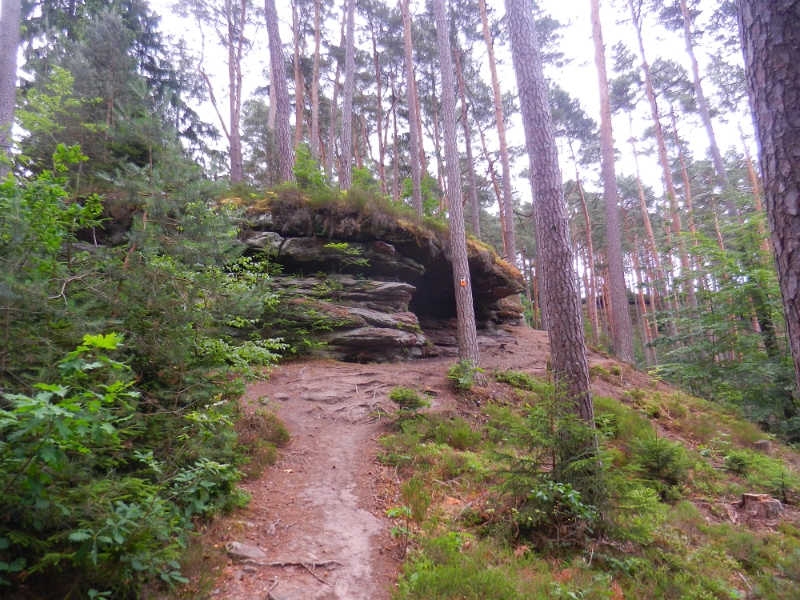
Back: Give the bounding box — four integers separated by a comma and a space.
505, 0, 593, 423
265, 0, 294, 182
400, 0, 423, 215
339, 0, 356, 189
591, 0, 634, 363
432, 0, 480, 367
0, 0, 21, 175
739, 0, 800, 391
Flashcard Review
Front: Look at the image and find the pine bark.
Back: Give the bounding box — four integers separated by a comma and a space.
326, 5, 347, 180
401, 0, 423, 215
368, 19, 387, 195
453, 46, 481, 239
479, 0, 515, 262
265, 0, 294, 182
739, 0, 800, 390
339, 0, 356, 190
627, 0, 694, 310
0, 0, 21, 176
310, 0, 322, 158
292, 0, 304, 148
432, 0, 480, 367
505, 0, 593, 423
679, 0, 735, 216
591, 0, 634, 363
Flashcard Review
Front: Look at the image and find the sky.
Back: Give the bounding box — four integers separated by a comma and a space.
154, 0, 754, 200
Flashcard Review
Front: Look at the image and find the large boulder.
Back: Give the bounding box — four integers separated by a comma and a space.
243, 191, 525, 361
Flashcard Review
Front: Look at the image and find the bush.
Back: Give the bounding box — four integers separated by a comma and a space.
0, 335, 246, 594
724, 450, 754, 475
389, 387, 430, 412
494, 369, 538, 392
631, 435, 690, 494
447, 360, 484, 392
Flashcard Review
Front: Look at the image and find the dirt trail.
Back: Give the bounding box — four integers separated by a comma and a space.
208, 327, 619, 599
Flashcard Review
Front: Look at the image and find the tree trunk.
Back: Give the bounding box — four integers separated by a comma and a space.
326, 4, 347, 181
505, 0, 593, 423
369, 20, 387, 194
265, 0, 294, 182
479, 0, 515, 263
591, 0, 634, 362
339, 0, 356, 189
0, 0, 20, 175
453, 46, 481, 239
310, 0, 322, 158
572, 170, 599, 345
739, 0, 800, 389
432, 0, 480, 367
627, 0, 693, 310
401, 0, 423, 214
679, 0, 735, 215
268, 60, 276, 132
230, 0, 246, 184
292, 0, 304, 148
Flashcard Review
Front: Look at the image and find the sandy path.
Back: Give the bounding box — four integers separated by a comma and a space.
208, 326, 617, 599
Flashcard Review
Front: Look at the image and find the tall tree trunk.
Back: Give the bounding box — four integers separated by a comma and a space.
630, 132, 679, 337
292, 0, 304, 148
268, 60, 276, 132
369, 21, 387, 194
265, 0, 294, 182
591, 0, 634, 362
739, 0, 800, 390
570, 165, 599, 345
479, 0, 516, 263
476, 120, 505, 244
226, 0, 246, 184
430, 72, 445, 196
339, 0, 356, 189
505, 0, 592, 423
453, 46, 481, 239
401, 0, 423, 214
310, 0, 322, 158
0, 0, 21, 175
627, 0, 693, 310
679, 0, 735, 215
432, 0, 480, 367
326, 4, 347, 180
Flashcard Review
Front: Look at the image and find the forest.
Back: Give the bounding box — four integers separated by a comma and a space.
0, 0, 799, 597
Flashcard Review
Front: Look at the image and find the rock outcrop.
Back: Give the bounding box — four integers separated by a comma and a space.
242, 191, 525, 361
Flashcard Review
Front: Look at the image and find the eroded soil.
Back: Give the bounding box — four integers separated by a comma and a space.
204, 326, 641, 600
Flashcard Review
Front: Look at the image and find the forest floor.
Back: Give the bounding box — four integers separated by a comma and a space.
183, 325, 657, 600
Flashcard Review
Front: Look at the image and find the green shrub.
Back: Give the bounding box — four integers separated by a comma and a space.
494, 369, 538, 392
631, 435, 690, 488
447, 360, 484, 391
395, 534, 519, 600
389, 387, 430, 412
724, 449, 754, 475
0, 335, 246, 594
401, 477, 432, 525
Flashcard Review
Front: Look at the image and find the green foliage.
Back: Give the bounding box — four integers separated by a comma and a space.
630, 435, 690, 499
292, 143, 326, 190
447, 360, 484, 391
494, 369, 541, 392
0, 336, 247, 593
388, 387, 430, 412
395, 534, 519, 600
0, 153, 286, 594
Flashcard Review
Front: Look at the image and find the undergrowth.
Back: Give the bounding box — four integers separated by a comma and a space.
383, 369, 800, 599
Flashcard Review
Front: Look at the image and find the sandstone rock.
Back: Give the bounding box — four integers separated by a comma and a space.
346, 307, 420, 331
245, 231, 284, 252
324, 327, 426, 349
226, 542, 267, 562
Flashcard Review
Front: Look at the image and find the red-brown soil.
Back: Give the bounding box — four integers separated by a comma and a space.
204, 326, 655, 600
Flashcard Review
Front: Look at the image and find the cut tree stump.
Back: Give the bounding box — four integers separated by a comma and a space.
739, 493, 783, 518
754, 440, 772, 455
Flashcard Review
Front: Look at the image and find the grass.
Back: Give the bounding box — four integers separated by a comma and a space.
383, 369, 800, 600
